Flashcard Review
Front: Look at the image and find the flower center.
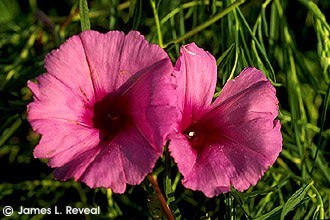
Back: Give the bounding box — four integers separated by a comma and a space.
184, 124, 206, 154
92, 95, 128, 141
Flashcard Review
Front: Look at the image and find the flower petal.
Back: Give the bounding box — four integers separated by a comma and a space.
181, 144, 232, 197
168, 133, 197, 176
32, 120, 98, 161
55, 124, 160, 193
120, 58, 178, 150
28, 71, 97, 162
44, 30, 168, 101
43, 33, 96, 103
213, 67, 278, 117
169, 133, 235, 197
193, 67, 282, 195
206, 67, 282, 160
27, 74, 93, 128
174, 43, 217, 130
77, 30, 169, 99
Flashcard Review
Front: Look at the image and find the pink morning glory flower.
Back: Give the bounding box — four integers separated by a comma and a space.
27, 30, 177, 193
169, 43, 282, 197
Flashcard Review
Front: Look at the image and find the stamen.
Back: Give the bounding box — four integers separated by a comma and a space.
188, 131, 195, 138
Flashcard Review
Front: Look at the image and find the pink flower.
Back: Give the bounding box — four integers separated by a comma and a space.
169, 43, 282, 197
27, 30, 177, 193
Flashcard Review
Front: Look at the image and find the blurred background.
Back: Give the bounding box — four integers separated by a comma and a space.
0, 0, 329, 219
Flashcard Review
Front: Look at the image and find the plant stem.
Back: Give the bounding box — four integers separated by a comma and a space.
147, 174, 174, 220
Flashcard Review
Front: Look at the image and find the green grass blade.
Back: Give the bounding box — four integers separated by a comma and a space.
167, 0, 245, 46
280, 181, 314, 220
236, 8, 275, 81
0, 116, 22, 147
79, 0, 91, 31
255, 206, 282, 220
150, 0, 163, 47
311, 82, 330, 173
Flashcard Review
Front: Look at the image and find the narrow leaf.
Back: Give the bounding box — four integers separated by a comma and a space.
280, 181, 313, 220
255, 206, 282, 220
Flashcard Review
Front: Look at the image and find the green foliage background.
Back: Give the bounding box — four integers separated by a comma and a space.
0, 0, 329, 219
